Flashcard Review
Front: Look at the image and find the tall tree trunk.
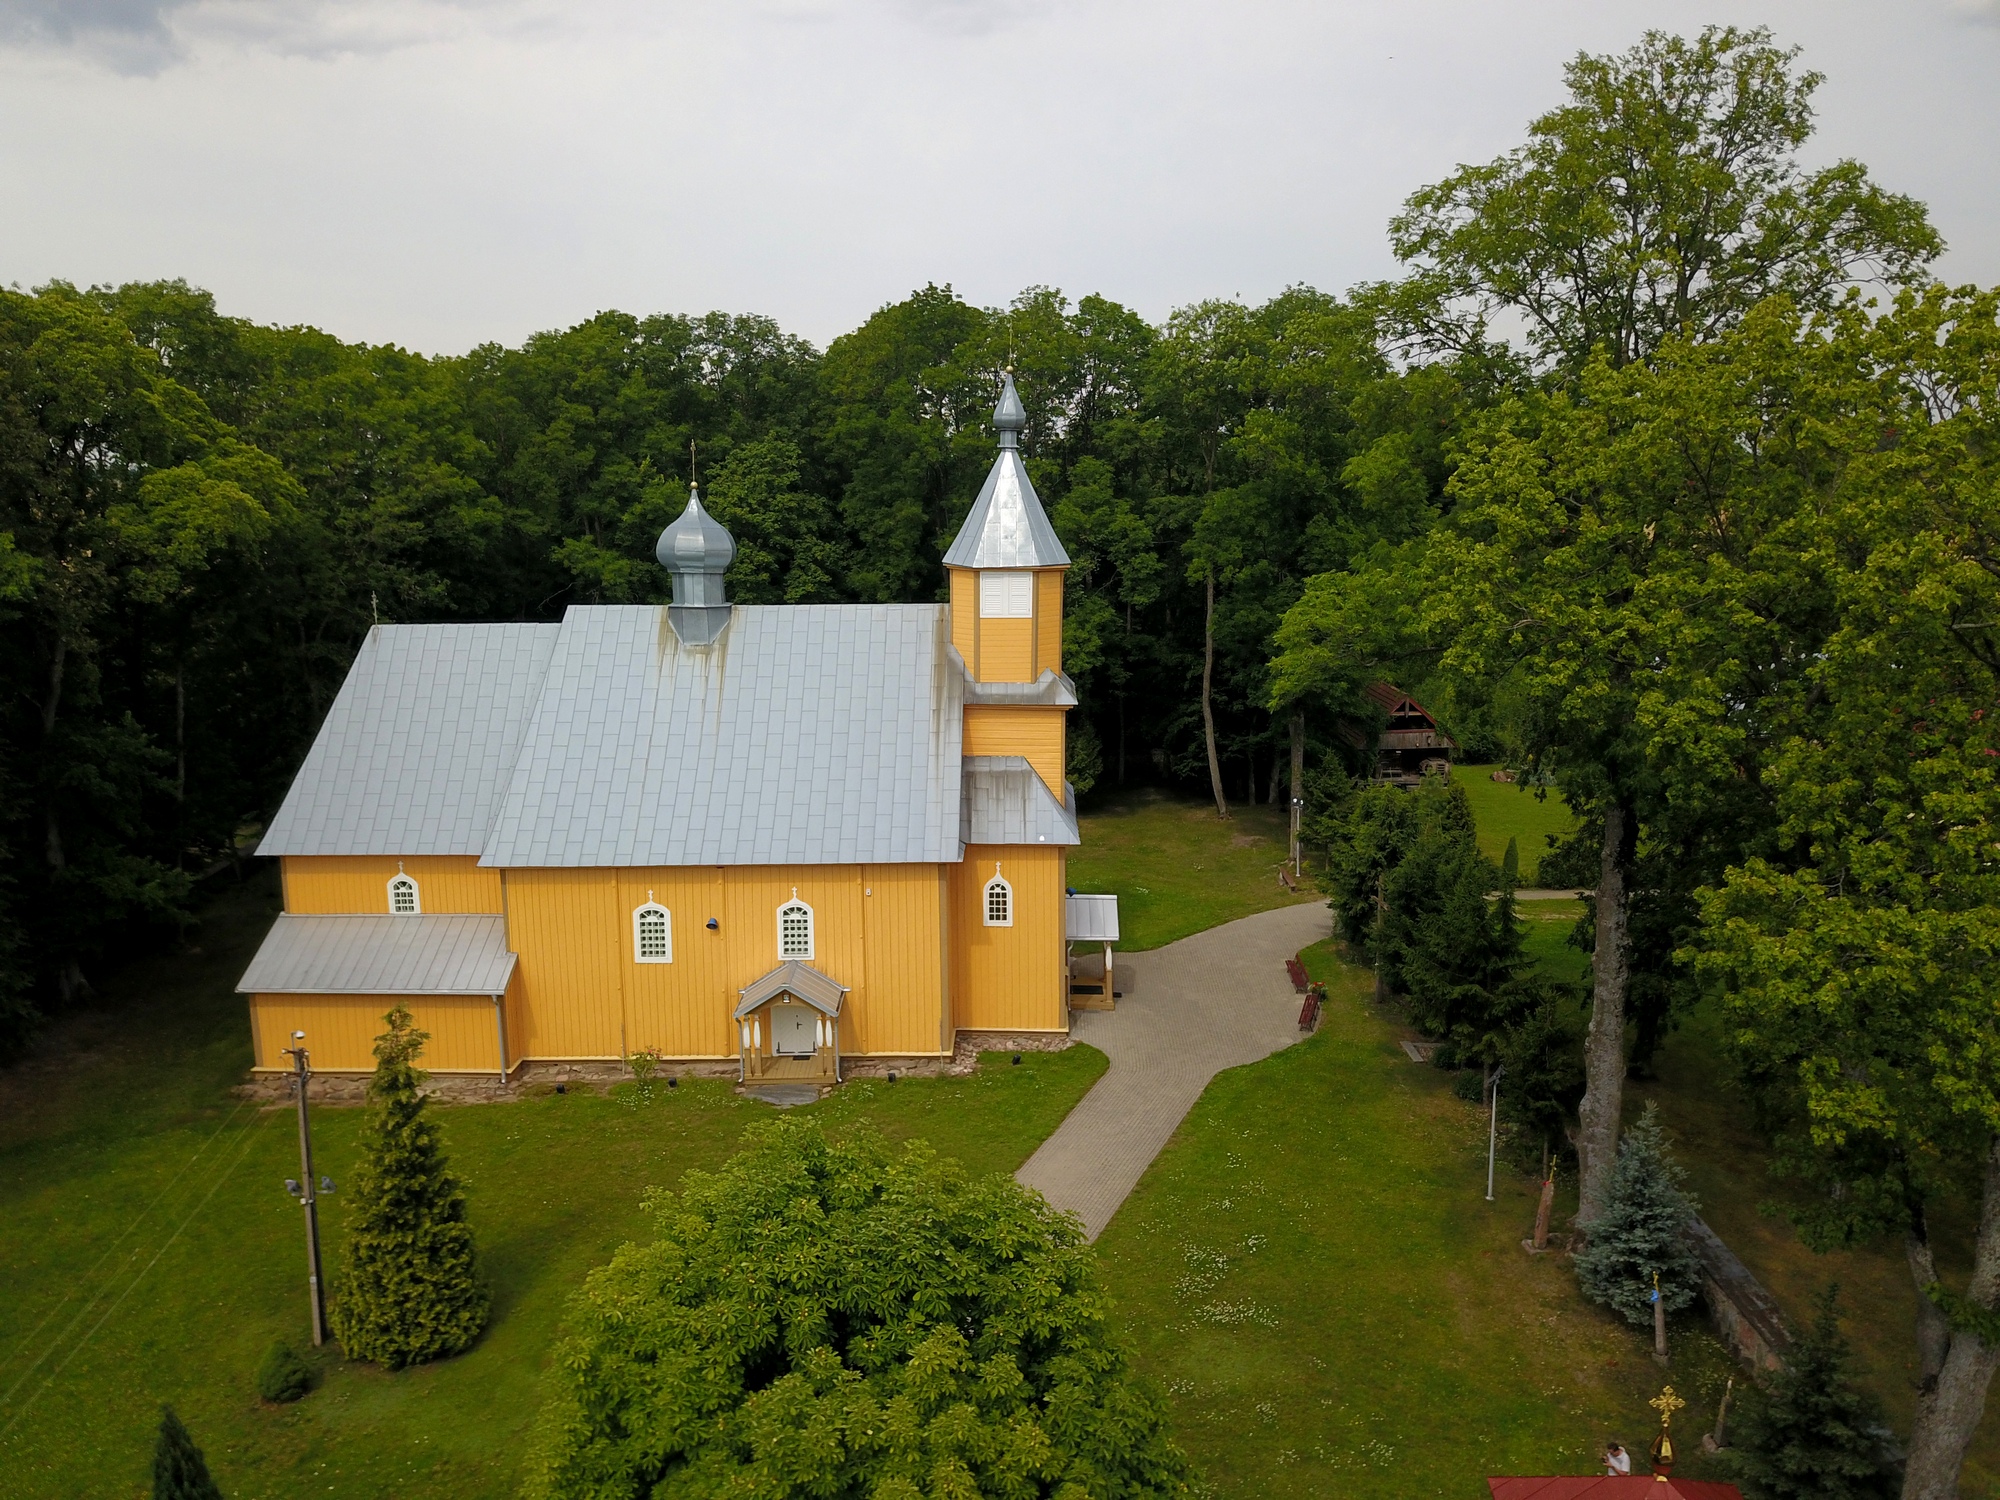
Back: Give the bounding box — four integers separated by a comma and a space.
1575, 801, 1632, 1227
1289, 711, 1304, 877
1903, 1142, 2000, 1500
40, 638, 90, 1003
1201, 570, 1229, 819
1117, 693, 1127, 785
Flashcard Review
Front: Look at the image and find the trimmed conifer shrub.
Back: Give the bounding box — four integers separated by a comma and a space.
254, 1340, 312, 1403
1728, 1285, 1895, 1499
328, 1006, 487, 1369
524, 1116, 1197, 1499
1574, 1101, 1702, 1324
153, 1405, 223, 1500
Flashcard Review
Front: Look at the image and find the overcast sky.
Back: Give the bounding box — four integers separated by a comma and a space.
1, 0, 1996, 355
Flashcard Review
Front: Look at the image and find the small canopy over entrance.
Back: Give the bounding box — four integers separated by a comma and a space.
1065, 893, 1120, 1010
734, 961, 848, 1085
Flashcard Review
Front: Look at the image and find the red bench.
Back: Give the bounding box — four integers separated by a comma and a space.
1298, 989, 1322, 1032
1285, 957, 1308, 993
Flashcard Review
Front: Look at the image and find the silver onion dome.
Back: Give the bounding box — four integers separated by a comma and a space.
992, 370, 1027, 449
657, 484, 735, 645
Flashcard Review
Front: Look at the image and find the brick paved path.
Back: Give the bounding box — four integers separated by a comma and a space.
1016, 901, 1331, 1240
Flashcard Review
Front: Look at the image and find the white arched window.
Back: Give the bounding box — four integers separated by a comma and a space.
633, 898, 672, 963
983, 868, 1013, 927
777, 894, 814, 960
387, 872, 420, 915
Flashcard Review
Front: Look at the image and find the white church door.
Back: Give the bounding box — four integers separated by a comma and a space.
770, 1002, 817, 1057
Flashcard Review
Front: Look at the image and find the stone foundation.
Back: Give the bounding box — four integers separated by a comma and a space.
234, 1032, 1074, 1105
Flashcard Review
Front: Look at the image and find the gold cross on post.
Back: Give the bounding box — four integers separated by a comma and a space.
1650, 1385, 1686, 1428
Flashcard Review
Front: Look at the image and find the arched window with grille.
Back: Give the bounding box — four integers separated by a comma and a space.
633, 898, 672, 963
776, 894, 814, 960
983, 868, 1013, 927
387, 872, 420, 915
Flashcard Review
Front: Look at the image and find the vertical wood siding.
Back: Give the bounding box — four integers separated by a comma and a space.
1034, 570, 1064, 674
249, 993, 502, 1073
949, 845, 1066, 1032
962, 706, 1066, 796
948, 568, 977, 672
281, 856, 503, 915
858, 863, 947, 1056
975, 617, 1034, 681
503, 869, 626, 1059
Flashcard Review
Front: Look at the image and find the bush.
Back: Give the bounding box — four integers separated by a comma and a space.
1574, 1101, 1702, 1324
152, 1405, 223, 1500
254, 1341, 312, 1403
328, 1006, 488, 1369
524, 1117, 1197, 1499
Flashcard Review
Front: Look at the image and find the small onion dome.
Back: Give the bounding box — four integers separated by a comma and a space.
992, 371, 1026, 449
656, 484, 736, 574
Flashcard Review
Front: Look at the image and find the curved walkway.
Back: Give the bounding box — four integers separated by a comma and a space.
1016, 901, 1331, 1240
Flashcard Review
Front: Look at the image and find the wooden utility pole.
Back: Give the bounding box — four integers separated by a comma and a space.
282, 1033, 328, 1346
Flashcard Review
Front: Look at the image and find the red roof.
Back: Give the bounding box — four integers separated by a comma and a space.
1488, 1480, 1741, 1499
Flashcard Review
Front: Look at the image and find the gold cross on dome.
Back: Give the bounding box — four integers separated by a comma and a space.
1650, 1386, 1686, 1426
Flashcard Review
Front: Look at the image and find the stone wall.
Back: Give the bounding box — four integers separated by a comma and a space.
1687, 1215, 1791, 1372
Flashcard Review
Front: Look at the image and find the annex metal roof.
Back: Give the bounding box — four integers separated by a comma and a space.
480, 604, 965, 867
1065, 893, 1120, 943
961, 756, 1079, 847
259, 623, 561, 857
734, 960, 849, 1019
237, 914, 517, 996
941, 375, 1070, 571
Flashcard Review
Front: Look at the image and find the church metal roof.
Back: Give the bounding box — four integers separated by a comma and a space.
960, 756, 1079, 847
236, 914, 516, 996
734, 960, 849, 1019
478, 603, 965, 867
258, 623, 562, 857
941, 373, 1070, 570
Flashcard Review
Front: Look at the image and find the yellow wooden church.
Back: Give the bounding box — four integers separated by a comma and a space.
238, 374, 1089, 1085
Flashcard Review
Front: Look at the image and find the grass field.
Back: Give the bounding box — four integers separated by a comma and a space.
1069, 788, 1312, 951
1456, 766, 1577, 885
1096, 940, 1740, 1497
0, 871, 1107, 1500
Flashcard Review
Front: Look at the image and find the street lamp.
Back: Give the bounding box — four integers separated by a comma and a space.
279, 1030, 327, 1346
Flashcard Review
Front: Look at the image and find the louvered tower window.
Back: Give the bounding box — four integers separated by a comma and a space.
984, 871, 1013, 927
633, 899, 672, 963
777, 896, 814, 960
387, 873, 420, 915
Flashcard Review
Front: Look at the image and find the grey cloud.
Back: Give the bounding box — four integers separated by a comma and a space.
0, 0, 541, 72
0, 0, 193, 72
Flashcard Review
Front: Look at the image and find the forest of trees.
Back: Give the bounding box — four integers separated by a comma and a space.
0, 209, 1468, 1042
8, 25, 2000, 1493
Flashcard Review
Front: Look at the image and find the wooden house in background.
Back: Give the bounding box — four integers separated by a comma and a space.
1359, 681, 1456, 786
237, 374, 1101, 1084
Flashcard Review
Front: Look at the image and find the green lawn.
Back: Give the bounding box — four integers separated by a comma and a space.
0, 871, 1107, 1500
1456, 766, 1577, 885
1095, 941, 1739, 1497
1070, 789, 1313, 952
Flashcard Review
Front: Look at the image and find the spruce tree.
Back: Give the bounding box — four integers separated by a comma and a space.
1574, 1101, 1702, 1324
329, 1007, 487, 1369
152, 1405, 223, 1500
1729, 1286, 1894, 1500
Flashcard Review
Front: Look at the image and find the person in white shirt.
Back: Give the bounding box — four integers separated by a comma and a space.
1603, 1442, 1631, 1476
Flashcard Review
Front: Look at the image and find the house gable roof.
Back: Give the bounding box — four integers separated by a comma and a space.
259, 623, 562, 857
734, 960, 848, 1019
